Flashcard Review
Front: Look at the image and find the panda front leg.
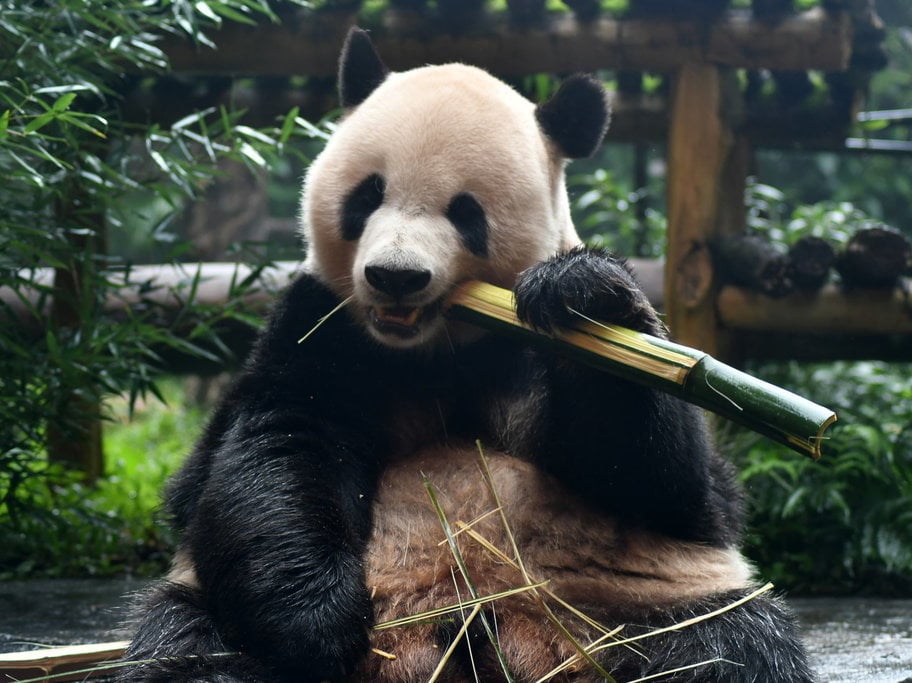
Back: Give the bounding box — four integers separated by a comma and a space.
120, 420, 378, 683
514, 245, 744, 546
119, 277, 387, 682
181, 413, 379, 682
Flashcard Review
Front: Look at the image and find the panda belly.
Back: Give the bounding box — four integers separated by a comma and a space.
355, 445, 754, 682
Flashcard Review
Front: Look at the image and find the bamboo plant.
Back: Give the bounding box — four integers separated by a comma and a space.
447, 281, 836, 460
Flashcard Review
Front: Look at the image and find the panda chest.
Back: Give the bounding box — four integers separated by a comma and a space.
383, 376, 546, 462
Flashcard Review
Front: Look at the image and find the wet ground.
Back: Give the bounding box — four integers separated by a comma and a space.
0, 579, 909, 681
793, 597, 912, 683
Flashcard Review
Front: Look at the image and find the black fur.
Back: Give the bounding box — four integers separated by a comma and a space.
445, 192, 489, 257
119, 248, 813, 681
119, 582, 271, 682
535, 74, 610, 158
341, 173, 386, 240
338, 28, 388, 108
596, 590, 815, 682
516, 248, 743, 545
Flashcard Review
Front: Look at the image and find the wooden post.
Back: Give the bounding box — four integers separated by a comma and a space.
664, 63, 748, 360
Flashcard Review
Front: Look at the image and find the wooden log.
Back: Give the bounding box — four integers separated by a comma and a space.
438, 0, 485, 21
507, 0, 546, 25
161, 9, 853, 77
787, 235, 836, 291
562, 0, 602, 22
711, 235, 794, 298
835, 226, 912, 288
717, 282, 912, 334
390, 0, 429, 10
1, 262, 300, 337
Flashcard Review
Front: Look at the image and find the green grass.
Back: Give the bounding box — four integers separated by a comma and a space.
0, 378, 207, 579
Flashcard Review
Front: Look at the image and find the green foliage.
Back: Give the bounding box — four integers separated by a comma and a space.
0, 1, 321, 530
745, 177, 891, 246
570, 166, 666, 257
723, 362, 912, 595
0, 378, 205, 578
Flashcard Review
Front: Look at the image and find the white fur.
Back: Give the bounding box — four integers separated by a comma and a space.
300, 63, 583, 348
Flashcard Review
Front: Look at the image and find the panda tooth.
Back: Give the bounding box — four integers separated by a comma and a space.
379, 306, 421, 326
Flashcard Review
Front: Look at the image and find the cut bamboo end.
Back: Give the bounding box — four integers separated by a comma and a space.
447, 280, 838, 460
790, 411, 838, 461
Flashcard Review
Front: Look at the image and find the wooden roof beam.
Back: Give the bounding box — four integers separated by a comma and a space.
163, 8, 853, 77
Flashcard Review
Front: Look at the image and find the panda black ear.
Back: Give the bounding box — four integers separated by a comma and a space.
535, 75, 611, 159
338, 27, 389, 109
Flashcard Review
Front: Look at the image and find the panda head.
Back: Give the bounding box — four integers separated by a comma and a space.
300, 28, 610, 349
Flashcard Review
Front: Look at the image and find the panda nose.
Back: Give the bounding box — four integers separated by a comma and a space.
364, 265, 432, 298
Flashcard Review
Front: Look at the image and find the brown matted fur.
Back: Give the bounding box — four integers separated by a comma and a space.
358, 446, 753, 682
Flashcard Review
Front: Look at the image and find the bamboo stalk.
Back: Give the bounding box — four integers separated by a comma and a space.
447, 281, 836, 460
0, 641, 128, 682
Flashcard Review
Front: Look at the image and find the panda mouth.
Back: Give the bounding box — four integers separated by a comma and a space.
369, 304, 437, 338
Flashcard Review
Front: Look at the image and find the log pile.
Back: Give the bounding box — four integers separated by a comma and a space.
711, 227, 911, 297
123, 0, 886, 151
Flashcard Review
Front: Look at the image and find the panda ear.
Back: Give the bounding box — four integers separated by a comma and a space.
535, 75, 611, 159
338, 27, 389, 109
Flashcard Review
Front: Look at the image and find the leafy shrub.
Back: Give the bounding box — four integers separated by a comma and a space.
722, 361, 912, 595
0, 378, 205, 578
0, 0, 323, 573
570, 167, 666, 258
0, 0, 319, 550
745, 177, 898, 246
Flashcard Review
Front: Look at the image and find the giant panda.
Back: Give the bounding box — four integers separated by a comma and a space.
120, 28, 815, 683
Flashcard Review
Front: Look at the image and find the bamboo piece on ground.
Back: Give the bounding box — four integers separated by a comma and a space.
447, 281, 836, 460
0, 641, 127, 682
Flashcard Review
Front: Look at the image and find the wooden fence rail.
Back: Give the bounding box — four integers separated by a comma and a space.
4, 261, 909, 364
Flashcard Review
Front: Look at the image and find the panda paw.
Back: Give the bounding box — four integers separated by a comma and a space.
514, 246, 664, 336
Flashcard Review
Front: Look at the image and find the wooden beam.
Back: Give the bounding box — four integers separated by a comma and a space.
2, 262, 302, 336
5, 262, 911, 363
162, 8, 852, 77
717, 282, 912, 335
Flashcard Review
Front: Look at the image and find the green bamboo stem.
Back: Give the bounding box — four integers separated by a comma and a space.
447, 281, 836, 460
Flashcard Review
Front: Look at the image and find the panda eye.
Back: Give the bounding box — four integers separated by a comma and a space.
446, 193, 488, 257
341, 174, 385, 240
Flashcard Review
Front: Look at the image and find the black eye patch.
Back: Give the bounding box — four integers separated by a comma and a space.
341, 174, 385, 240
446, 193, 488, 257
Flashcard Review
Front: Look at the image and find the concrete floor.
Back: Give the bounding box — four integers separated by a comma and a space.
0, 579, 909, 682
